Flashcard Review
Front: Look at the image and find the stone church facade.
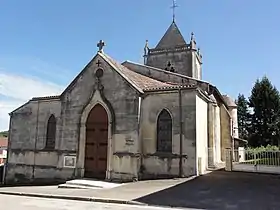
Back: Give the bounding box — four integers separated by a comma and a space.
5, 21, 238, 184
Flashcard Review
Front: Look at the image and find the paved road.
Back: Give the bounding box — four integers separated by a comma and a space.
136, 171, 280, 209
0, 194, 199, 210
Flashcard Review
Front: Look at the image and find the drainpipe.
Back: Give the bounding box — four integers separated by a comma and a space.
138, 96, 143, 180
4, 113, 13, 184
178, 88, 183, 177
32, 101, 40, 180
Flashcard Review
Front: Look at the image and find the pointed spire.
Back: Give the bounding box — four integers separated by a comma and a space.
190, 32, 197, 50
155, 22, 187, 49
144, 40, 149, 55
143, 40, 149, 64
191, 32, 195, 41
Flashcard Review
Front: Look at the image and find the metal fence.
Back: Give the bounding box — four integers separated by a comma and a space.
231, 148, 280, 174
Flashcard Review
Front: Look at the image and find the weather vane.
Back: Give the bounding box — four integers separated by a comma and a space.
171, 0, 178, 22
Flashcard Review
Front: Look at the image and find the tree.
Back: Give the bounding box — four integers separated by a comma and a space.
235, 94, 249, 139
248, 76, 280, 147
0, 131, 8, 137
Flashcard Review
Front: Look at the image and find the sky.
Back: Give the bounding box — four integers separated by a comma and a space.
1, 0, 280, 131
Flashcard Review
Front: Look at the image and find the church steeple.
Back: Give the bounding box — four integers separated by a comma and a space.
144, 2, 203, 80
155, 21, 187, 49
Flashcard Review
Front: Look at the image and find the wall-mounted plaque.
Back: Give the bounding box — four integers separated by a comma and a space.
63, 155, 76, 168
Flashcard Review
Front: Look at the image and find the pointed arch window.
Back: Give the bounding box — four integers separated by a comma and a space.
157, 109, 172, 153
46, 114, 56, 150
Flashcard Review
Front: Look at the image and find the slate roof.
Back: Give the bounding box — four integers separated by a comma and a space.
155, 21, 187, 49
99, 52, 176, 93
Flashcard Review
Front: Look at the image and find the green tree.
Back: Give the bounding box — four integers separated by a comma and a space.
235, 94, 249, 139
248, 76, 280, 147
0, 131, 8, 137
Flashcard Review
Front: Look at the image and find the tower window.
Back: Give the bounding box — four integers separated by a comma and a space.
165, 61, 175, 72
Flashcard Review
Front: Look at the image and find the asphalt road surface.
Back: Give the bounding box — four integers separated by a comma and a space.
0, 194, 200, 210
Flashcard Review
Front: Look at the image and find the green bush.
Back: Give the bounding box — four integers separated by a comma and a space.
245, 145, 280, 159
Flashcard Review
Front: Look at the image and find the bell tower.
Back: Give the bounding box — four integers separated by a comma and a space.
144, 1, 203, 80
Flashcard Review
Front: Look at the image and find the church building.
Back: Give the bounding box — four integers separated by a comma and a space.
5, 19, 238, 184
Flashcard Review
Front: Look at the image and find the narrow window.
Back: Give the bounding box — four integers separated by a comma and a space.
157, 109, 172, 153
46, 114, 56, 150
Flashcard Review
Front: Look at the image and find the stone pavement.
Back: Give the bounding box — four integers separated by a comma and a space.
0, 176, 194, 206
0, 194, 201, 210
1, 171, 280, 209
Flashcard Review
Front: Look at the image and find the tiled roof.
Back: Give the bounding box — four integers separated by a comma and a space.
143, 84, 197, 92
0, 137, 8, 148
99, 53, 175, 93
122, 61, 231, 108
155, 21, 187, 49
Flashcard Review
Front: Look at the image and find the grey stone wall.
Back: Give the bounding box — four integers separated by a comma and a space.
6, 53, 141, 184
146, 50, 193, 78
140, 89, 197, 179
60, 54, 140, 181
5, 99, 76, 184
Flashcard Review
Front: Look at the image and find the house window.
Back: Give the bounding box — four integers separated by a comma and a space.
46, 114, 56, 150
157, 109, 172, 153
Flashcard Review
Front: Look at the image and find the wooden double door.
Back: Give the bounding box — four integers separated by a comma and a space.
84, 104, 108, 179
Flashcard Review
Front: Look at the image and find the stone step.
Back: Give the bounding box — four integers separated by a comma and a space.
58, 179, 124, 190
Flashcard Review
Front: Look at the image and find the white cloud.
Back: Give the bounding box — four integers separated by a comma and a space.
0, 99, 24, 131
0, 72, 63, 100
0, 72, 64, 131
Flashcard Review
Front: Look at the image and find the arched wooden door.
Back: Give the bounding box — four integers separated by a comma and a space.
85, 104, 108, 179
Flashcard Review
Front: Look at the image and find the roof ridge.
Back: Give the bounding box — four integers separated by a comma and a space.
99, 53, 175, 92
98, 52, 144, 93
122, 60, 209, 84
31, 95, 60, 101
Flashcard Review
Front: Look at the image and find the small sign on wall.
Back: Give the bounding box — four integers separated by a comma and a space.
63, 155, 76, 168
2, 150, 7, 159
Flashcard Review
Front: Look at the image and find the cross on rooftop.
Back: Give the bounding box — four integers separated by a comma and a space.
171, 0, 178, 22
97, 40, 105, 53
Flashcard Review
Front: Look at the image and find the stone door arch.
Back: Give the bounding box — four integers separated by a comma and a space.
84, 104, 108, 179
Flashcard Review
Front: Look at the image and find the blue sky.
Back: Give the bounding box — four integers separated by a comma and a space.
0, 0, 279, 130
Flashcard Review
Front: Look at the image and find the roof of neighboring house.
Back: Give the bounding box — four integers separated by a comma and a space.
0, 137, 8, 148
234, 137, 248, 144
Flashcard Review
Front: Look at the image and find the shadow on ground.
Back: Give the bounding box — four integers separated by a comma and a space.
134, 170, 280, 210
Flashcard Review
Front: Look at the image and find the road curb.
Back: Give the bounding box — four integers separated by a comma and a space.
0, 191, 146, 206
